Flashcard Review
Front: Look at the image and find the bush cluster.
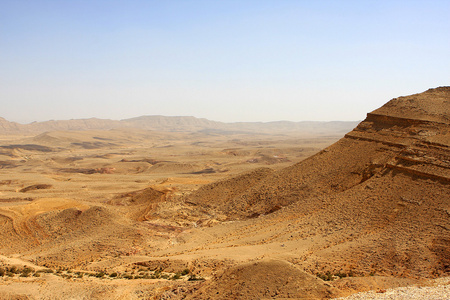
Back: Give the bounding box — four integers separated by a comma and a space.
187, 274, 205, 281
0, 265, 202, 282
316, 270, 353, 281
0, 266, 36, 278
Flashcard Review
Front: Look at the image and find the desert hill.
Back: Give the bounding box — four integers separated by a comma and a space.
188, 87, 450, 218
0, 117, 24, 133
181, 260, 340, 299
177, 87, 450, 278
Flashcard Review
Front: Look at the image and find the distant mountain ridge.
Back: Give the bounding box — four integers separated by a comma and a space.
0, 117, 23, 132
0, 115, 359, 135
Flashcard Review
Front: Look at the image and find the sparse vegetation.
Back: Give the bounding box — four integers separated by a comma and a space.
316, 270, 352, 281
335, 271, 348, 279
316, 271, 333, 281
0, 263, 194, 282
20, 267, 34, 277
181, 268, 190, 276
94, 272, 105, 278
19, 184, 52, 193
188, 274, 205, 281
37, 268, 54, 274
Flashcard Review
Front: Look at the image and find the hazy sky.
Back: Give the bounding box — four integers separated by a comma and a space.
1, 0, 449, 124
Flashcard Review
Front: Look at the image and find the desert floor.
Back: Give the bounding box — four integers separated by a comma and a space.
0, 111, 448, 300
0, 129, 346, 299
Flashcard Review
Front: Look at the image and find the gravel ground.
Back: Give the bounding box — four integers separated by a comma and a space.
334, 277, 450, 300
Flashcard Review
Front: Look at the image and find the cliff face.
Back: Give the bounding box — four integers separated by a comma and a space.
372, 87, 450, 124
348, 86, 450, 183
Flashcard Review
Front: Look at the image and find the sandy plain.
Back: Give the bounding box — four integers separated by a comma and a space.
0, 126, 348, 299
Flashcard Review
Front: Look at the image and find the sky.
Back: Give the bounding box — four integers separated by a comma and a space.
1, 0, 449, 124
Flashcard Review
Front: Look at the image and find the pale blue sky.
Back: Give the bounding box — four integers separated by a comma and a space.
1, 0, 449, 124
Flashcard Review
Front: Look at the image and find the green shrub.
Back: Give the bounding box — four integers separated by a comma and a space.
181, 269, 190, 276
109, 272, 118, 278
21, 267, 34, 276
188, 274, 204, 281
316, 272, 333, 281
37, 268, 54, 274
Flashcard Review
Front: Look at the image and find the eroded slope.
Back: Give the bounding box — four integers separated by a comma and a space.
177, 87, 450, 279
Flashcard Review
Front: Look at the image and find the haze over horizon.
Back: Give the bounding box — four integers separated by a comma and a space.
1, 1, 449, 124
